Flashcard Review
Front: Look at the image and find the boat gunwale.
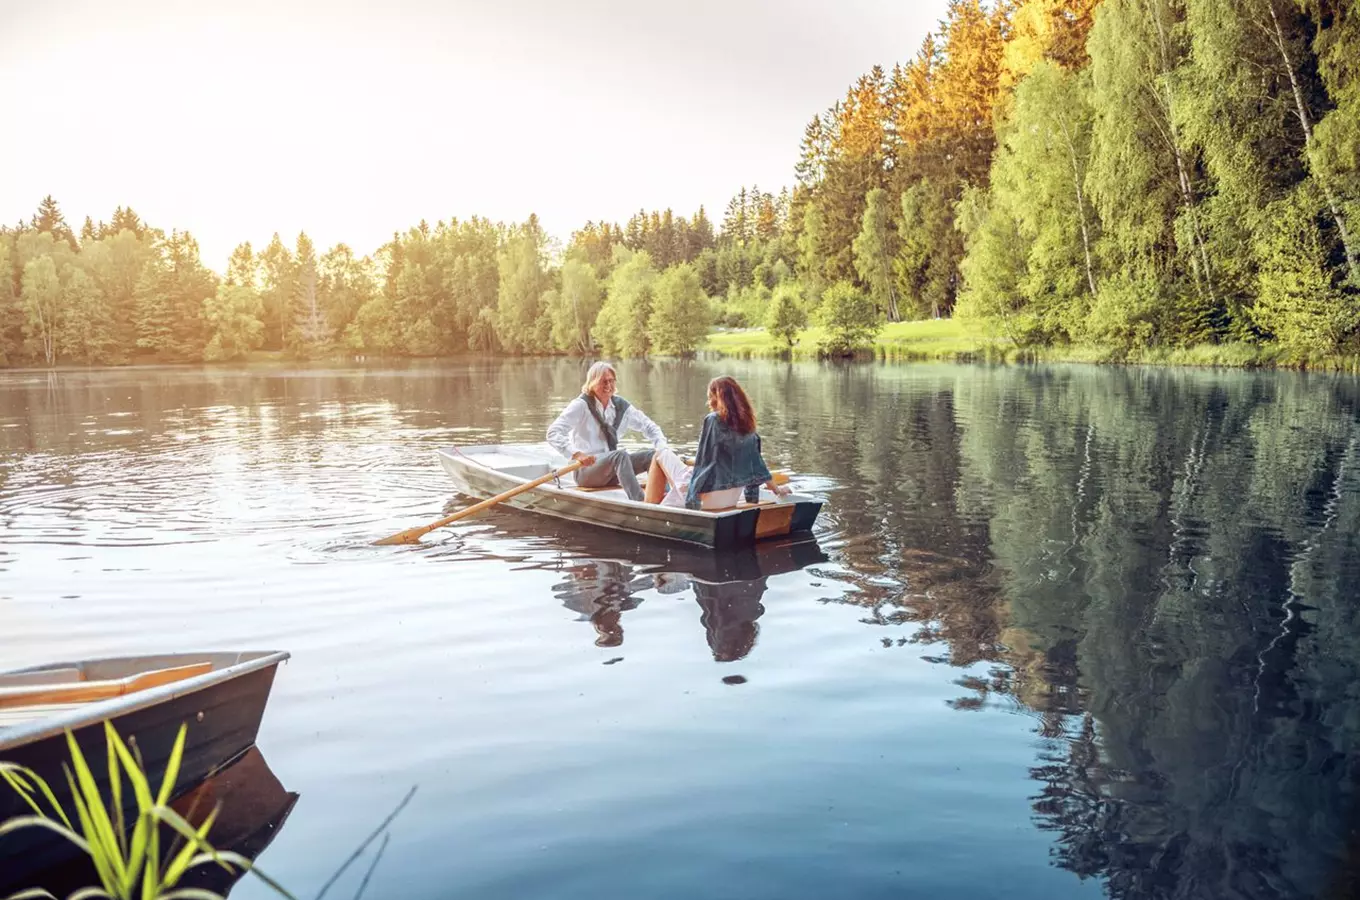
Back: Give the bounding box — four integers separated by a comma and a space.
0, 651, 291, 750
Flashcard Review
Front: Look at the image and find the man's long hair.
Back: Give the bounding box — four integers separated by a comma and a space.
708, 376, 756, 435
581, 361, 616, 396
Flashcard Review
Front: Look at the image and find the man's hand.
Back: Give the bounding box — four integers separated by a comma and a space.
572, 451, 596, 466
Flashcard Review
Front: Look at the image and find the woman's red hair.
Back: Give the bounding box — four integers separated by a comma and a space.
708, 376, 756, 434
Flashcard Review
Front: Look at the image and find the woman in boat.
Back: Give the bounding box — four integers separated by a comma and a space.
643, 375, 791, 510
547, 361, 669, 502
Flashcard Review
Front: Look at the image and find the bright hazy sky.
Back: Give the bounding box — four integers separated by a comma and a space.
1, 0, 944, 270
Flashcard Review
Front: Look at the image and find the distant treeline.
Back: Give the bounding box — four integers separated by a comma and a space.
3, 0, 1358, 368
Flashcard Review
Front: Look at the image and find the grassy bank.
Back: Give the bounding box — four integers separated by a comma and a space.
703, 319, 987, 362
701, 320, 1360, 372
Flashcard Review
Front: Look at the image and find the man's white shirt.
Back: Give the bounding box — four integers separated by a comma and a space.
546, 396, 668, 458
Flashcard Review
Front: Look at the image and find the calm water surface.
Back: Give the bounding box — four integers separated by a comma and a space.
2, 359, 1359, 900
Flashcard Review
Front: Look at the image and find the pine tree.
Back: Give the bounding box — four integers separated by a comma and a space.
258, 234, 296, 350
291, 232, 331, 355
225, 242, 257, 288
109, 206, 147, 239
57, 265, 114, 364
31, 196, 78, 251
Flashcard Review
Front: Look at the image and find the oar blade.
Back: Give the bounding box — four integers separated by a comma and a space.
372, 527, 428, 546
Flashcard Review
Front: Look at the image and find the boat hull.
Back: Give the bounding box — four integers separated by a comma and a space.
437, 446, 822, 550
0, 652, 287, 883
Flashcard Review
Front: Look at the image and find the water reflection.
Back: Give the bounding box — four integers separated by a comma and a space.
5, 361, 1360, 899
494, 515, 830, 661
5, 747, 297, 898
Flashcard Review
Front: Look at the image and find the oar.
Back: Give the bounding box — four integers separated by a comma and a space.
373, 458, 586, 546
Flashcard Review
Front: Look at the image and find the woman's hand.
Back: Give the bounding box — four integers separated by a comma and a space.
771, 482, 792, 498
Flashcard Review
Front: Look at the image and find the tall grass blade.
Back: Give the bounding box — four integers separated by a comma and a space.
62, 768, 118, 890
162, 806, 220, 885
154, 727, 187, 808
64, 744, 127, 891
105, 727, 126, 859
0, 763, 74, 830
0, 814, 92, 854
66, 889, 115, 900
1, 888, 59, 900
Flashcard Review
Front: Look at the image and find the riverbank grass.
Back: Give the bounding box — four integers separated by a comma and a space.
703, 318, 983, 361
703, 321, 1360, 372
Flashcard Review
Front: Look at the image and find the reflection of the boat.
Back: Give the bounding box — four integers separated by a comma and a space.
487, 517, 828, 660
5, 745, 297, 898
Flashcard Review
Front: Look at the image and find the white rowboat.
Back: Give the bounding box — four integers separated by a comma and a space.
437, 443, 824, 549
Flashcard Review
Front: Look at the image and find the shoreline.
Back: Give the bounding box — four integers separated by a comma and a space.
701, 319, 1360, 374
3, 320, 1359, 374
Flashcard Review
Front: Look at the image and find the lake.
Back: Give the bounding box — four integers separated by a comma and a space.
2, 358, 1359, 900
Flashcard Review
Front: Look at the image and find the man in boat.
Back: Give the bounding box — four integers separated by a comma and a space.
547, 361, 668, 501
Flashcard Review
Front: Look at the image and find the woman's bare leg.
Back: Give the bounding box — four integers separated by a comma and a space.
644, 456, 669, 504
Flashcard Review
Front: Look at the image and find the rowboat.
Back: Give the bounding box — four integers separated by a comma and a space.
0, 650, 290, 879
7, 745, 298, 898
437, 443, 824, 549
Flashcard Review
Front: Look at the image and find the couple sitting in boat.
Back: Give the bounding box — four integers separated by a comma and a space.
546, 361, 792, 510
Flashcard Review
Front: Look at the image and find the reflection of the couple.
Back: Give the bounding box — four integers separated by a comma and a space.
547, 534, 829, 661
7, 746, 297, 898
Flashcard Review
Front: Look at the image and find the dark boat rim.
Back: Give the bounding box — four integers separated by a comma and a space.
0, 650, 291, 752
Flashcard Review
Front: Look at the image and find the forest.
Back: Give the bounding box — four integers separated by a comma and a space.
2, 0, 1357, 368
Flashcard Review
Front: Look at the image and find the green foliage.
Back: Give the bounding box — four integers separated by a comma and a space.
767, 282, 809, 349
852, 188, 900, 321
20, 255, 61, 366
256, 234, 295, 352
817, 280, 881, 356
203, 284, 265, 362
957, 63, 1096, 345
548, 258, 602, 353
594, 247, 657, 357
0, 239, 19, 366
495, 219, 551, 354
895, 181, 959, 319
58, 266, 115, 365
290, 232, 331, 357
1250, 185, 1356, 351
132, 232, 215, 361
0, 721, 292, 900
647, 262, 710, 356
1084, 270, 1161, 351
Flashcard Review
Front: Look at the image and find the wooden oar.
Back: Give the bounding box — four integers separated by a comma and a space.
0, 662, 213, 709
374, 458, 587, 546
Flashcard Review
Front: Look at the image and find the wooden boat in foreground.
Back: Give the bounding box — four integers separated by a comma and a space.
0, 650, 289, 877
438, 443, 824, 549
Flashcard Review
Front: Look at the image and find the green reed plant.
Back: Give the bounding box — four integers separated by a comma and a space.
0, 721, 293, 900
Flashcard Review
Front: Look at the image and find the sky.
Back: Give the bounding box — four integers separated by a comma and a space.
0, 0, 945, 271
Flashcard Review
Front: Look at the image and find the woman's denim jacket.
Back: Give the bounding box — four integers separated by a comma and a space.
685, 412, 772, 509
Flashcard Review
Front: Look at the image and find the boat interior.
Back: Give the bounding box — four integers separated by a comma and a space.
0, 652, 272, 728
459, 444, 796, 511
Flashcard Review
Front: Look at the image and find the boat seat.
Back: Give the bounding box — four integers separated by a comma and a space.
0, 661, 213, 709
